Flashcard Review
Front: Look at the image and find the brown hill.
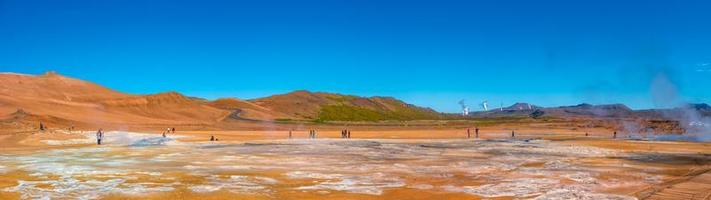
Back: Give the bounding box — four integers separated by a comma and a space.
250, 90, 442, 121
0, 72, 444, 128
207, 98, 290, 121
0, 72, 229, 127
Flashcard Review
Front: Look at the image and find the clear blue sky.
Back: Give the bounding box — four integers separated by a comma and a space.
1, 0, 710, 112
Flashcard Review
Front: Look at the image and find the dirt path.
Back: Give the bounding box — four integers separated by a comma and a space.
636, 166, 711, 200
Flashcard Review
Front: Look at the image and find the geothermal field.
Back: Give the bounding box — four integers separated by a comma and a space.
1, 130, 710, 200
5, 0, 711, 199
1, 74, 710, 199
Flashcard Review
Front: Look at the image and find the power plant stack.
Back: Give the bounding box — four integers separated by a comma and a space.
459, 99, 470, 116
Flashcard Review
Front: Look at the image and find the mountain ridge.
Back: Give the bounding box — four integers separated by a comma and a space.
0, 72, 708, 132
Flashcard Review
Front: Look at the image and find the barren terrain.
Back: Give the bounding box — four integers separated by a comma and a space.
1, 72, 710, 199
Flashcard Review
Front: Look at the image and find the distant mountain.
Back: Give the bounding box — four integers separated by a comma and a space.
544, 103, 635, 118
503, 102, 541, 111
250, 90, 442, 121
0, 71, 707, 130
466, 102, 540, 117
468, 102, 711, 121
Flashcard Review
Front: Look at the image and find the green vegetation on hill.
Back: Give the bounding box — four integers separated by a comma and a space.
316, 104, 442, 122
251, 90, 444, 121
317, 105, 385, 121
323, 94, 358, 102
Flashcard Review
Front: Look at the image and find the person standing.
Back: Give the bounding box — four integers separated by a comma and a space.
475, 127, 479, 138
96, 128, 104, 145
467, 128, 471, 139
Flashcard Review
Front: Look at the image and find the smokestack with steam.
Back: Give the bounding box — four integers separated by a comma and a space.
459, 99, 469, 116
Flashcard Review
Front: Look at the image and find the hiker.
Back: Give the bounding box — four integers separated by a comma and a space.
210, 135, 215, 141
585, 132, 589, 137
511, 130, 515, 138
96, 128, 104, 145
347, 130, 351, 138
475, 127, 479, 138
172, 127, 176, 133
613, 131, 617, 139
162, 132, 166, 138
39, 122, 45, 131
289, 130, 292, 139
467, 128, 471, 138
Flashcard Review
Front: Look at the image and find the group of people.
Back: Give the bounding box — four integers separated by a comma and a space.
308, 130, 317, 139
341, 129, 351, 138
466, 127, 480, 138
161, 127, 176, 138
82, 122, 628, 147
465, 128, 516, 138
465, 128, 621, 139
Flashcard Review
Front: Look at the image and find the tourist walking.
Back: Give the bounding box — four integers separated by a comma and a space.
96, 128, 104, 145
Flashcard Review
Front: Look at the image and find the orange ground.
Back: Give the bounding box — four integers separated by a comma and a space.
0, 127, 709, 199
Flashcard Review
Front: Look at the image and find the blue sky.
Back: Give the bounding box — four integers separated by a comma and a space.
1, 0, 710, 112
